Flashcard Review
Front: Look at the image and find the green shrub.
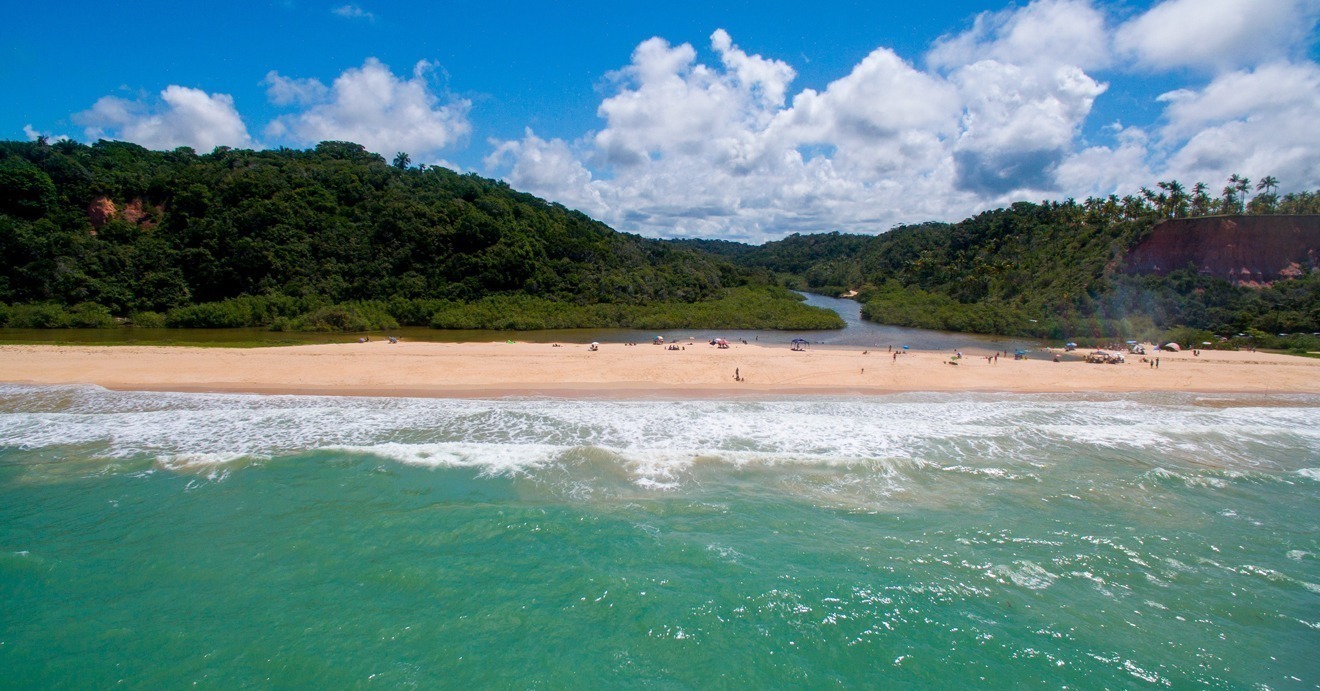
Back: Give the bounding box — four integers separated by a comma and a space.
290, 302, 398, 332
426, 287, 843, 330
6, 303, 72, 328
165, 295, 321, 328
128, 311, 166, 328
67, 302, 118, 328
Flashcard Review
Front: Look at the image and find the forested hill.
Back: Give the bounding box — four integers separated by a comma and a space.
717, 201, 1320, 347
0, 139, 839, 331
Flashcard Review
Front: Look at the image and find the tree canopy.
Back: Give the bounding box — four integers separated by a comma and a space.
0, 139, 840, 331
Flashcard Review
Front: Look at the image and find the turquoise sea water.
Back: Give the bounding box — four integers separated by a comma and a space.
1, 385, 1317, 688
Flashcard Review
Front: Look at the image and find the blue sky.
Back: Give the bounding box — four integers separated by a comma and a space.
5, 0, 1319, 242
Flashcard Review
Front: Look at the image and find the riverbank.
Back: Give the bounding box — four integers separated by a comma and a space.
2, 341, 1316, 397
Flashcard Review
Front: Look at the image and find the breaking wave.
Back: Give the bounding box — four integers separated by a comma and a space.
1, 385, 1316, 494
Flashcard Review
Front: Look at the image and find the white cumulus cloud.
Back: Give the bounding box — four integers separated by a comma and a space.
950, 60, 1108, 194
262, 71, 329, 106
491, 10, 1115, 241
22, 124, 69, 142
265, 58, 471, 162
1115, 0, 1320, 72
927, 0, 1111, 72
1157, 61, 1320, 188
73, 86, 254, 152
488, 0, 1320, 242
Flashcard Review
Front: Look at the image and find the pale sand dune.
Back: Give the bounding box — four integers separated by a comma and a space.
0, 341, 1316, 398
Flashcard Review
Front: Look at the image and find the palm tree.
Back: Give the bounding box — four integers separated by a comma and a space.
1157, 180, 1189, 218
1191, 182, 1210, 216
1121, 194, 1145, 219
1221, 185, 1238, 214
1254, 175, 1280, 214
1230, 174, 1251, 213
1167, 180, 1188, 217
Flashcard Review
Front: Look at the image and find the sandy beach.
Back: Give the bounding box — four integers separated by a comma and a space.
1, 340, 1316, 397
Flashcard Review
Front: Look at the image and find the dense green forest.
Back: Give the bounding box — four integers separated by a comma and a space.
0, 139, 840, 331
716, 186, 1319, 350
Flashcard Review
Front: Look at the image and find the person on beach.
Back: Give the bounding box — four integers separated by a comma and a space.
735, 368, 740, 382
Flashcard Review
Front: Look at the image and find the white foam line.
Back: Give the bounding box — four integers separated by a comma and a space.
1, 386, 1316, 482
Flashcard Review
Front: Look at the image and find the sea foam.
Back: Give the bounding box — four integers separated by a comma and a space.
1, 385, 1316, 491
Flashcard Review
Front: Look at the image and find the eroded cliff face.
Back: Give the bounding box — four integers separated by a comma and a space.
86, 196, 159, 232
1124, 215, 1320, 286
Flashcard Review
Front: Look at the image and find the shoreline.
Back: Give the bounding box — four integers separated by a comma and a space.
2, 341, 1317, 399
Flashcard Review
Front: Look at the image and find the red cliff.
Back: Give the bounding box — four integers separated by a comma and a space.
1124, 215, 1320, 286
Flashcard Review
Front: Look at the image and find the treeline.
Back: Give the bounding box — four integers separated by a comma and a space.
0, 285, 840, 332
720, 189, 1319, 348
0, 139, 837, 330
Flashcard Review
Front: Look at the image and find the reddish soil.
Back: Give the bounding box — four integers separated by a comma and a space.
1125, 215, 1320, 286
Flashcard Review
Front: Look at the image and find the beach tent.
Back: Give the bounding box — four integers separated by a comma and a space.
791, 338, 809, 351
1164, 343, 1181, 351
902, 345, 910, 350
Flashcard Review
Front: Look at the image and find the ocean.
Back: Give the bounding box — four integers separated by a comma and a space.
1, 384, 1316, 687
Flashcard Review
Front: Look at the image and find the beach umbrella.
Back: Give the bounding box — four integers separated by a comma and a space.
1164, 343, 1181, 351
1066, 342, 1077, 347
1202, 341, 1212, 345
902, 345, 910, 350
1125, 340, 1137, 345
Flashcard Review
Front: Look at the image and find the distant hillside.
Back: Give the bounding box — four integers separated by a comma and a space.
0, 139, 841, 331
713, 203, 1319, 345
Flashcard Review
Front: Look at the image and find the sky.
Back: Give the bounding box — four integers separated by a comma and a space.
5, 0, 1319, 243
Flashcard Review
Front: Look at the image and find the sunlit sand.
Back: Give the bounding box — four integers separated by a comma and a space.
2, 341, 1315, 397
